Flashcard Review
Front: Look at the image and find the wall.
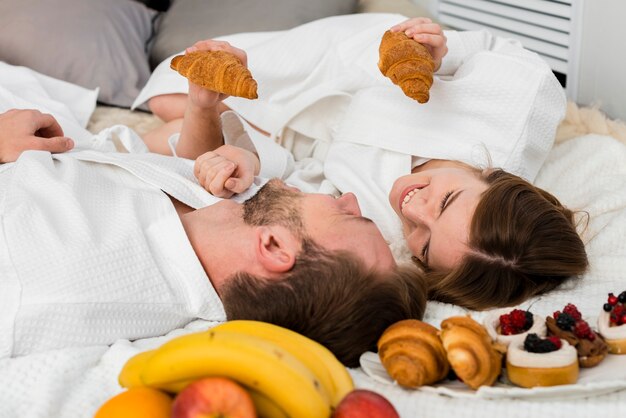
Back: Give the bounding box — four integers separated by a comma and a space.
574, 0, 626, 121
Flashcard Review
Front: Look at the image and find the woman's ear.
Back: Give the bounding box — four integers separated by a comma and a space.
254, 225, 300, 275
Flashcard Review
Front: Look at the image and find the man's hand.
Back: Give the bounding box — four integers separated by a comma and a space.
184, 40, 250, 110
390, 18, 448, 72
194, 144, 260, 198
0, 109, 74, 163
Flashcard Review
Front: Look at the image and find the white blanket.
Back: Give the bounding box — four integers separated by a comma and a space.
2, 132, 625, 418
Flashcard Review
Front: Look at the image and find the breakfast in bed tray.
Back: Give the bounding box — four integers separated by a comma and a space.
361, 290, 626, 399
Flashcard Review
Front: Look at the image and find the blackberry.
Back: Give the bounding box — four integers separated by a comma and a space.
524, 333, 559, 353
524, 310, 534, 330
619, 291, 626, 303
556, 313, 576, 331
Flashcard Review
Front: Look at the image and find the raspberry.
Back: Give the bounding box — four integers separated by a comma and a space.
524, 333, 560, 353
501, 324, 516, 335
613, 305, 625, 317
499, 314, 512, 327
611, 313, 619, 325
621, 314, 626, 326
556, 313, 576, 331
573, 321, 591, 339
553, 310, 561, 320
588, 332, 596, 341
563, 303, 582, 321
510, 309, 527, 329
608, 293, 618, 306
547, 336, 562, 349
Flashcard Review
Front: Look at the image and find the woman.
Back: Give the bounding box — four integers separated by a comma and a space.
138, 14, 588, 310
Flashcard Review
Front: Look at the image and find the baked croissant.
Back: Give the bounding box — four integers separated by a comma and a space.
440, 316, 503, 390
170, 51, 258, 99
378, 30, 434, 103
377, 319, 449, 388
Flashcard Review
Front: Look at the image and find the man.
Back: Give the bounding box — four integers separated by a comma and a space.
0, 97, 422, 367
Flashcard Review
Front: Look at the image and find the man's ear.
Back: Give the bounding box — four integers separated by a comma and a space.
254, 225, 300, 275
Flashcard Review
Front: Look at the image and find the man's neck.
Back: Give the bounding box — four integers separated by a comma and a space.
168, 194, 194, 218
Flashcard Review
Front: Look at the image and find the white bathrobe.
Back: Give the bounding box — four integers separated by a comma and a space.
134, 13, 566, 258
0, 63, 238, 358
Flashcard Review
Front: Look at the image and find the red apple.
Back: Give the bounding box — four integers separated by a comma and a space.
333, 389, 400, 418
172, 377, 257, 418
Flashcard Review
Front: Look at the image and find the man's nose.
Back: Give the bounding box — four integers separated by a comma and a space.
336, 192, 362, 217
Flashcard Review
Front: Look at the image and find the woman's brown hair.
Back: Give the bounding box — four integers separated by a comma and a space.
426, 169, 588, 310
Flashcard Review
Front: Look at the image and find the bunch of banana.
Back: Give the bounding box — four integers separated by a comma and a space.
118, 320, 354, 418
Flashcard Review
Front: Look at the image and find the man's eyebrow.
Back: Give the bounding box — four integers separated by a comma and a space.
441, 190, 463, 217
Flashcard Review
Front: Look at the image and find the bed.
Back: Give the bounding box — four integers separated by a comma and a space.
1, 1, 626, 417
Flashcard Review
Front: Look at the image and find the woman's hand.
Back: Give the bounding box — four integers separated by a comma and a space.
391, 18, 448, 71
194, 144, 260, 198
0, 109, 74, 163
184, 40, 249, 110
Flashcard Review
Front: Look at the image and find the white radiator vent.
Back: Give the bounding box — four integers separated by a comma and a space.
437, 0, 574, 75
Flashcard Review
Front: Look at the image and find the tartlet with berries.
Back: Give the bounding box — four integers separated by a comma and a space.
483, 308, 547, 347
546, 303, 608, 367
598, 291, 626, 354
506, 334, 579, 388
506, 333, 579, 388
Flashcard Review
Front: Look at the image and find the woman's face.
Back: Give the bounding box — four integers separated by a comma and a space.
389, 166, 488, 271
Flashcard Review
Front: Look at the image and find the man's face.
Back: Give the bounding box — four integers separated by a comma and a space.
244, 179, 396, 272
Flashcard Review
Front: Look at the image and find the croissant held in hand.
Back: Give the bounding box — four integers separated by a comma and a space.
170, 51, 258, 99
377, 319, 449, 388
378, 30, 434, 103
440, 316, 503, 390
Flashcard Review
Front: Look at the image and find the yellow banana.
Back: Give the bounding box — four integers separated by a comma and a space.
118, 349, 155, 388
247, 388, 290, 418
214, 320, 354, 406
140, 329, 331, 418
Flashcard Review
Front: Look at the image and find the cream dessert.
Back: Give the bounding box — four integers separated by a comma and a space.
484, 308, 546, 347
506, 334, 579, 388
598, 291, 626, 354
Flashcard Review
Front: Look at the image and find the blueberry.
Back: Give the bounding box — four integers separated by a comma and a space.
556, 313, 575, 331
619, 291, 626, 303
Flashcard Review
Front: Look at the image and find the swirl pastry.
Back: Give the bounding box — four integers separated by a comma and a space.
440, 316, 503, 389
377, 319, 449, 388
378, 30, 434, 103
170, 50, 258, 99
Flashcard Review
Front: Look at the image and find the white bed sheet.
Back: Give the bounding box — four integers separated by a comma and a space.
1, 132, 625, 418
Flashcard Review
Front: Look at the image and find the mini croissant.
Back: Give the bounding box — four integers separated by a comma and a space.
377, 319, 449, 388
378, 30, 434, 103
170, 51, 258, 99
440, 316, 503, 390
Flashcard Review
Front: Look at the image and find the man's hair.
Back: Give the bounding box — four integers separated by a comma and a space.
425, 169, 588, 310
221, 240, 427, 367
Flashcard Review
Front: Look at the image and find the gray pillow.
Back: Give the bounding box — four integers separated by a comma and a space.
149, 0, 358, 68
0, 0, 157, 108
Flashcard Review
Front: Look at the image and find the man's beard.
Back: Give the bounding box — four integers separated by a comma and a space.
242, 179, 304, 235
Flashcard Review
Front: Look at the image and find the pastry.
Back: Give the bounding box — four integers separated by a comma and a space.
506, 333, 579, 388
378, 30, 434, 103
546, 303, 608, 367
484, 307, 547, 347
439, 316, 504, 389
170, 51, 258, 99
377, 319, 449, 388
597, 291, 626, 354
